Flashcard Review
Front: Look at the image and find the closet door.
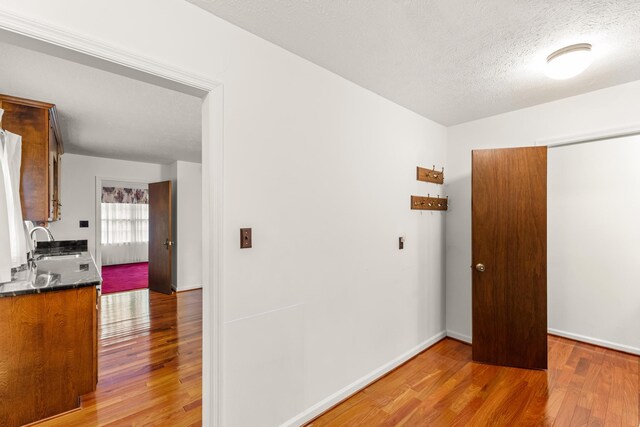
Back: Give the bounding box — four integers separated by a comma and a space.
471, 146, 547, 370
148, 180, 173, 295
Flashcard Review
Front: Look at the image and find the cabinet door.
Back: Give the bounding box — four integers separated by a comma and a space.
47, 116, 63, 221
2, 101, 49, 221
48, 119, 57, 220
55, 152, 61, 219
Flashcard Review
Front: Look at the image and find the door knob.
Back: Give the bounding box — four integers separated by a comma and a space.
163, 239, 174, 249
475, 263, 485, 272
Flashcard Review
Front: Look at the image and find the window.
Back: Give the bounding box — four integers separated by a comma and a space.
100, 186, 150, 265
101, 203, 149, 244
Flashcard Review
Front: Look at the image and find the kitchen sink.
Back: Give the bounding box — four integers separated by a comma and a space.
36, 253, 82, 261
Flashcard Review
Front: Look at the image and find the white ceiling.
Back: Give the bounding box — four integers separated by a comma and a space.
0, 41, 202, 164
187, 0, 640, 125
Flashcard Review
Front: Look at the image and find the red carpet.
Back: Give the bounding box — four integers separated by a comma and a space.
101, 262, 148, 294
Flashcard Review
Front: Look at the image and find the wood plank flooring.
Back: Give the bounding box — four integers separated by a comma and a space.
308, 336, 640, 426
30, 290, 638, 426
35, 289, 202, 427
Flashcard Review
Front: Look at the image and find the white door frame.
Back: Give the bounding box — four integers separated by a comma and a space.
0, 10, 224, 427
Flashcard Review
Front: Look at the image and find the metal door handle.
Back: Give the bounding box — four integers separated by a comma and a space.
475, 263, 485, 272
163, 239, 174, 249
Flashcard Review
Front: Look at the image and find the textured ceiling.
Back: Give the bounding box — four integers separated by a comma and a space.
0, 41, 202, 164
187, 0, 640, 125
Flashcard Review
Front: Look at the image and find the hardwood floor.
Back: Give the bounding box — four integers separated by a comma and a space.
308, 336, 640, 426
35, 289, 202, 427
30, 290, 638, 427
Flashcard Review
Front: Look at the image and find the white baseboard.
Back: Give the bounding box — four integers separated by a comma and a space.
446, 330, 472, 344
280, 331, 447, 427
548, 328, 640, 356
447, 328, 639, 356
176, 283, 203, 292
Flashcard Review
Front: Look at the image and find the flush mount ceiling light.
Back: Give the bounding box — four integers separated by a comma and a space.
545, 43, 593, 80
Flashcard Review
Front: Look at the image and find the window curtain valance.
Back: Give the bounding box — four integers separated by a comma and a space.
102, 187, 149, 204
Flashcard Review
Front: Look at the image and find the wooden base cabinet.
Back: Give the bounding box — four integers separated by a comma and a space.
0, 94, 64, 223
0, 287, 98, 427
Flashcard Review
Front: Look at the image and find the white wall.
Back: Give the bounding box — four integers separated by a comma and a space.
162, 160, 203, 291
446, 80, 640, 354
175, 161, 203, 291
218, 23, 447, 427
548, 136, 640, 353
0, 1, 449, 425
47, 153, 165, 258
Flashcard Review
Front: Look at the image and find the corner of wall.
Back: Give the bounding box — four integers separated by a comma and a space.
281, 330, 448, 427
446, 330, 471, 344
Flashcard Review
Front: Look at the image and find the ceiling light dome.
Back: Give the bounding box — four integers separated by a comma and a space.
545, 43, 593, 80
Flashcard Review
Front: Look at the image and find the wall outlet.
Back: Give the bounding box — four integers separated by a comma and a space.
79, 220, 89, 228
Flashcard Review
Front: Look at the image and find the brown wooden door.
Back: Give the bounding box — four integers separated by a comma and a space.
149, 181, 173, 295
472, 146, 547, 370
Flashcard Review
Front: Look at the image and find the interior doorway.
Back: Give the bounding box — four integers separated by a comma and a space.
96, 178, 175, 295
0, 19, 223, 425
471, 146, 548, 370
98, 179, 151, 294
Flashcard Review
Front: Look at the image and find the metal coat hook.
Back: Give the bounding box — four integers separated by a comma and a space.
410, 194, 449, 211
417, 165, 445, 184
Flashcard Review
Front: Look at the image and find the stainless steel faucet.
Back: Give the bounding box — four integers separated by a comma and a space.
30, 226, 55, 242
27, 226, 54, 265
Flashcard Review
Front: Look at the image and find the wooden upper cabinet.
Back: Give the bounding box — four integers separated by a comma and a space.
0, 94, 64, 223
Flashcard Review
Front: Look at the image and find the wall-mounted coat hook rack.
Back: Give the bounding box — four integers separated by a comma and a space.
411, 195, 448, 211
417, 165, 445, 184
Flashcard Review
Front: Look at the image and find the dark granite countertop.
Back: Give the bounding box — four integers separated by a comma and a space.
0, 240, 101, 297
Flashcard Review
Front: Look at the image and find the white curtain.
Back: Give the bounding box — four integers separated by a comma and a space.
101, 203, 149, 265
0, 130, 13, 283
0, 112, 28, 282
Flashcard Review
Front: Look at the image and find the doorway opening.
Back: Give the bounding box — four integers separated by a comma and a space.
96, 177, 179, 296
99, 179, 150, 294
0, 18, 222, 426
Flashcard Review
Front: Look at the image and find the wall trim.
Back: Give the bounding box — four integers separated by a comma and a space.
281, 331, 447, 427
0, 9, 224, 427
0, 7, 218, 93
548, 328, 640, 356
202, 87, 225, 427
446, 330, 472, 344
447, 329, 639, 356
177, 284, 203, 292
535, 123, 640, 148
